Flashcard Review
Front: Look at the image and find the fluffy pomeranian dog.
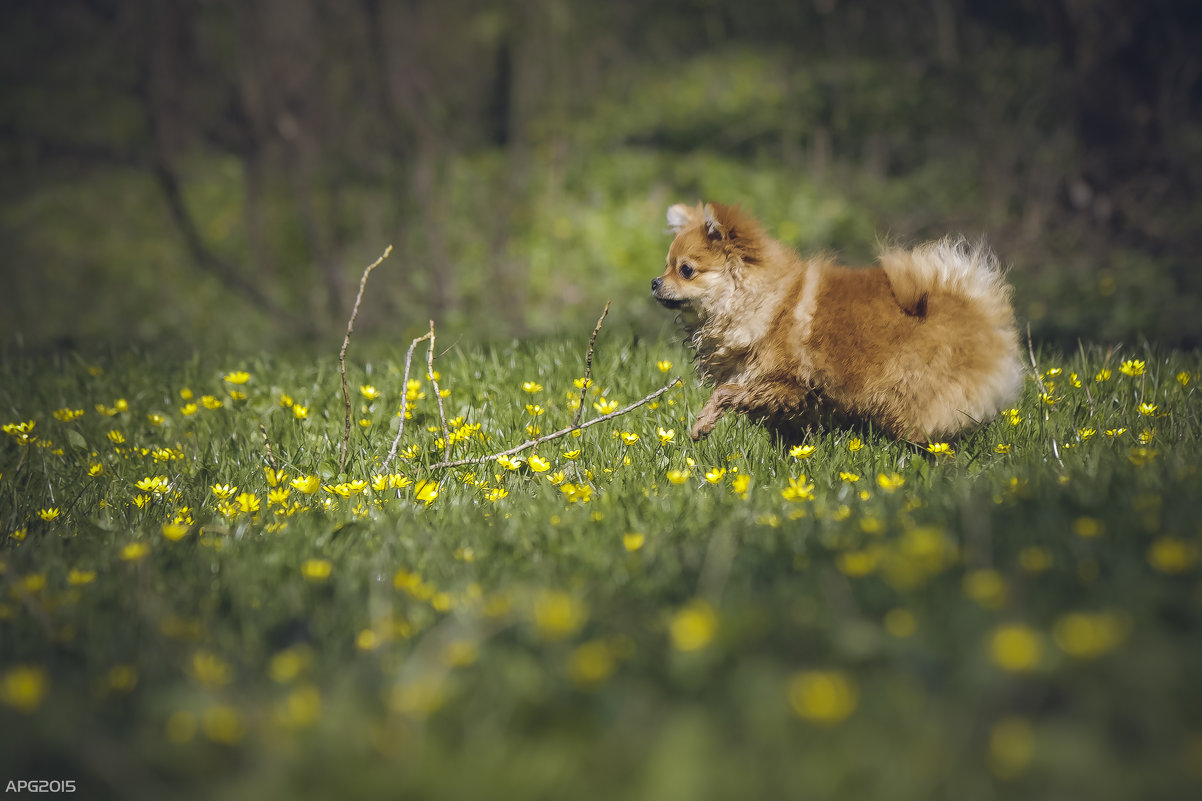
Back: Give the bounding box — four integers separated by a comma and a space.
651, 202, 1023, 442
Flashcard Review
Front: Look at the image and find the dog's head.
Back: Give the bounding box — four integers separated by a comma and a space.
651, 202, 764, 320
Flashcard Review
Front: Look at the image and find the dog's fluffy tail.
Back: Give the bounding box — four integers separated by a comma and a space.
879, 237, 1014, 325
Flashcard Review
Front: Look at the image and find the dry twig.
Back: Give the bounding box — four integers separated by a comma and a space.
427, 376, 682, 470
572, 301, 611, 428
338, 245, 393, 475
382, 328, 434, 472
425, 320, 452, 461
259, 424, 277, 471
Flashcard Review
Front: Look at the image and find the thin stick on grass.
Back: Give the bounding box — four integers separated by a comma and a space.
1026, 322, 1049, 397
259, 424, 277, 472
572, 301, 611, 428
338, 245, 393, 475
382, 328, 434, 472
427, 376, 682, 470
425, 319, 452, 462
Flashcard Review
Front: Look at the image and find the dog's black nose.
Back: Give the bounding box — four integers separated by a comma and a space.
651, 277, 662, 292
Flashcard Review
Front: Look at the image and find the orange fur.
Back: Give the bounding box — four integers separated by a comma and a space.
652, 202, 1023, 442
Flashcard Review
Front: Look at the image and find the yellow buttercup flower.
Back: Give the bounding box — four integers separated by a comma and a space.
989, 624, 1043, 672
291, 475, 321, 494
622, 532, 645, 552
223, 371, 251, 385
301, 559, 332, 582
669, 600, 717, 652
1119, 359, 1145, 377
787, 671, 858, 724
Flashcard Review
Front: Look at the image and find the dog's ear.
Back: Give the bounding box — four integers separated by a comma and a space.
703, 203, 728, 242
666, 203, 696, 233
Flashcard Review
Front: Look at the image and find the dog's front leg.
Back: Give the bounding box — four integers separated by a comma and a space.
691, 383, 739, 440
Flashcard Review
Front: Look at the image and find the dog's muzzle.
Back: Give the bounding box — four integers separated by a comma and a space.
651, 277, 684, 309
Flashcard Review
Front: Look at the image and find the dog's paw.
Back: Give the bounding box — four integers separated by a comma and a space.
689, 418, 713, 441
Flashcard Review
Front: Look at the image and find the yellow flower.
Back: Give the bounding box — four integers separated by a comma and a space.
666, 469, 690, 485
1119, 359, 1145, 377
291, 475, 320, 494
989, 624, 1043, 672
36, 507, 61, 522
292, 404, 309, 420
781, 475, 814, 501
533, 590, 587, 641
201, 395, 223, 410
496, 455, 523, 470
1128, 447, 1158, 466
618, 431, 639, 446
838, 471, 860, 482
301, 559, 332, 582
562, 449, 581, 460
787, 671, 858, 725
1137, 402, 1158, 416
1094, 369, 1112, 382
414, 480, 439, 505
623, 532, 646, 552
847, 438, 863, 452
135, 475, 170, 494
560, 483, 592, 504
789, 444, 817, 459
67, 568, 96, 585
876, 473, 905, 492
180, 403, 198, 416
704, 467, 726, 484
0, 665, 48, 713
235, 493, 259, 514
162, 523, 189, 542
669, 600, 717, 652
1147, 537, 1197, 573
1176, 371, 1191, 386
568, 640, 618, 688
1104, 427, 1127, 437
731, 474, 751, 497
224, 371, 251, 385
1078, 428, 1096, 441
211, 483, 237, 500
573, 377, 594, 390
656, 360, 673, 373
593, 398, 619, 414
522, 381, 543, 394
655, 427, 675, 446
120, 542, 150, 562
528, 454, 551, 473
1052, 612, 1129, 659
926, 442, 954, 457
963, 569, 1008, 609
359, 384, 381, 400
107, 430, 125, 445
525, 403, 545, 416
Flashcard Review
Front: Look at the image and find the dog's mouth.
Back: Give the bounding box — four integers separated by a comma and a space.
652, 293, 687, 310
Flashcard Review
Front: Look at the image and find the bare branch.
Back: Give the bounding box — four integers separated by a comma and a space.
572, 301, 611, 428
426, 377, 682, 471
338, 245, 393, 475
425, 320, 452, 461
382, 329, 434, 472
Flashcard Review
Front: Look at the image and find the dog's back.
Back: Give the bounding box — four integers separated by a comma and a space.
802, 240, 1023, 439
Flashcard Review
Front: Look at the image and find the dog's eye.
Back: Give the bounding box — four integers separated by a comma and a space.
679, 263, 696, 279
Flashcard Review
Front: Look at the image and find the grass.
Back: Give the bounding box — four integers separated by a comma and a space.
1, 332, 1201, 800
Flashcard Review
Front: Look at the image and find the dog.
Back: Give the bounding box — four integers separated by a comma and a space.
651, 202, 1023, 442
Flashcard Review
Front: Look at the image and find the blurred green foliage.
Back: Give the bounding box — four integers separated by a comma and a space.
3, 2, 1201, 351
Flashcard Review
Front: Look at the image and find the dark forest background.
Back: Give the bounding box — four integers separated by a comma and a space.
2, 0, 1201, 351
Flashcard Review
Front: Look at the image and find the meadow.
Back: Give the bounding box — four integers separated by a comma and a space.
1, 329, 1201, 800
